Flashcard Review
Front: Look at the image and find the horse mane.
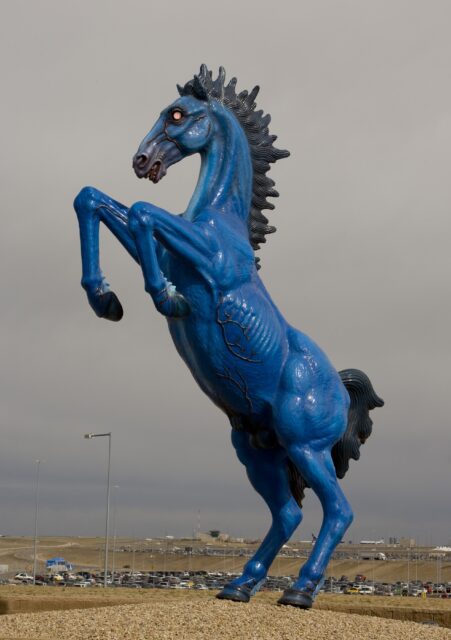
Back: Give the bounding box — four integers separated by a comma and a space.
177, 64, 290, 268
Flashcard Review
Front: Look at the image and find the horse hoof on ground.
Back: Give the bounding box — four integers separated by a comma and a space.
216, 584, 251, 603
92, 291, 124, 321
277, 588, 313, 609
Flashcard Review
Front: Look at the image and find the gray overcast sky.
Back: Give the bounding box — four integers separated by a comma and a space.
1, 0, 450, 545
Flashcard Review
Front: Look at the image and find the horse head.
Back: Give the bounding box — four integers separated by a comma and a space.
132, 94, 213, 183
133, 65, 290, 266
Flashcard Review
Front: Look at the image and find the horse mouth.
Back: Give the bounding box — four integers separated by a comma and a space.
147, 161, 163, 183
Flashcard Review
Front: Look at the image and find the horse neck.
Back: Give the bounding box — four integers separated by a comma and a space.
184, 109, 253, 234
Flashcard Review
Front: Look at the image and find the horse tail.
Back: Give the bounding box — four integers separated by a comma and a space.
332, 368, 384, 479
287, 458, 309, 508
286, 368, 384, 508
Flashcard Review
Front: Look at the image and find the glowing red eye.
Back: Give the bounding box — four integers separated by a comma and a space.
171, 109, 183, 122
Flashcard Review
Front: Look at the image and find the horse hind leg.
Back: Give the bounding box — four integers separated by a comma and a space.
277, 441, 353, 609
216, 429, 302, 603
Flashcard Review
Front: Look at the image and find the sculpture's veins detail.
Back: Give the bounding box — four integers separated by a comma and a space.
216, 294, 262, 363
216, 367, 254, 414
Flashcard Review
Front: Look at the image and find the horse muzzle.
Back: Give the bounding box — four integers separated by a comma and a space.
133, 153, 167, 183
133, 135, 182, 183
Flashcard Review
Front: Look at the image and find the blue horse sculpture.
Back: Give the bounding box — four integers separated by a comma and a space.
74, 65, 383, 608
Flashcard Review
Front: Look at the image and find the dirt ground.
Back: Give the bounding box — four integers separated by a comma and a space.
0, 589, 449, 640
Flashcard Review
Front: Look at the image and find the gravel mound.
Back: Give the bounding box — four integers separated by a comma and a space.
0, 599, 449, 640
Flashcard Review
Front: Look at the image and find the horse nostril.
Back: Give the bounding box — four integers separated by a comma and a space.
134, 153, 148, 168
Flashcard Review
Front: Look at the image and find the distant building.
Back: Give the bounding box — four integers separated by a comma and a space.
197, 531, 230, 543
399, 537, 416, 548
430, 547, 450, 558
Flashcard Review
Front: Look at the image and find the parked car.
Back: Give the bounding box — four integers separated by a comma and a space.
50, 574, 65, 582
14, 572, 33, 582
347, 586, 360, 594
178, 581, 191, 589
358, 586, 374, 595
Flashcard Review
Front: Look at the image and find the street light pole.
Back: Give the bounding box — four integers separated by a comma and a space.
407, 546, 410, 597
111, 484, 119, 585
32, 459, 43, 585
84, 432, 112, 588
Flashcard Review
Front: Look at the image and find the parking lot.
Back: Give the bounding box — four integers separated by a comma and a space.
7, 567, 451, 600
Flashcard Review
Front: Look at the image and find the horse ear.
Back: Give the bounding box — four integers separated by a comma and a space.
176, 84, 184, 96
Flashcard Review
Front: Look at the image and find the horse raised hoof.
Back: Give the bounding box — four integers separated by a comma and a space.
216, 583, 252, 603
277, 588, 313, 609
89, 291, 123, 322
155, 288, 190, 318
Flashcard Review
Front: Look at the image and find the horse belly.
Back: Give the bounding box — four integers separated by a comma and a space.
168, 288, 286, 417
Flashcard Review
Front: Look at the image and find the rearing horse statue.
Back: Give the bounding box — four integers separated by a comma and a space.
74, 65, 383, 609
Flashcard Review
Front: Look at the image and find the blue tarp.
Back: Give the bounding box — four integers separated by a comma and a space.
46, 557, 66, 565
46, 557, 73, 569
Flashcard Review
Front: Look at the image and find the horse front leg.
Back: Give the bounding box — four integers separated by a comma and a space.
74, 186, 139, 321
127, 201, 216, 318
